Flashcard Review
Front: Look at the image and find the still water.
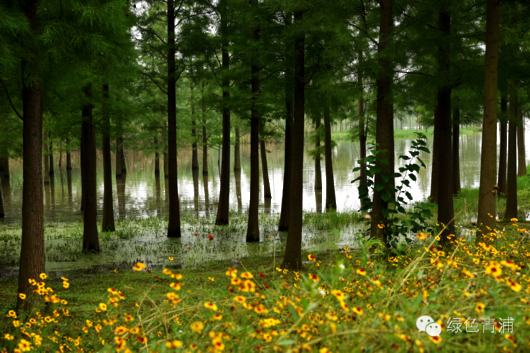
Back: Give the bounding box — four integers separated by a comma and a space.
0, 124, 528, 272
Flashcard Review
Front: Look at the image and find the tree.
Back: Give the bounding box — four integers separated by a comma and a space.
477, 0, 500, 241
102, 84, 115, 232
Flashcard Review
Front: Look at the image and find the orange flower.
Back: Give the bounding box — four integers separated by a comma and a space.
208, 234, 214, 240
416, 232, 427, 240
308, 254, 316, 261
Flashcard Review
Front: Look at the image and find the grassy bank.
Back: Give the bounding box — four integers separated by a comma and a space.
2, 222, 530, 352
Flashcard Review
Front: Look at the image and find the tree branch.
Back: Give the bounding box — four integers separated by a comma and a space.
0, 79, 23, 121
141, 71, 168, 95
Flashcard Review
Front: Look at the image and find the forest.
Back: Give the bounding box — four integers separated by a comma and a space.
1, 0, 530, 352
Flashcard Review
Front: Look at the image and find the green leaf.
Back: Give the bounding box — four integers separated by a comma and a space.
288, 304, 299, 321
375, 182, 385, 191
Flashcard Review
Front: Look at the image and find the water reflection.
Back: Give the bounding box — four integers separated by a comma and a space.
234, 170, 242, 213
315, 190, 323, 214
203, 174, 210, 217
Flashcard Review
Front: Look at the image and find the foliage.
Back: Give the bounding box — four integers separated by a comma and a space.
353, 133, 435, 252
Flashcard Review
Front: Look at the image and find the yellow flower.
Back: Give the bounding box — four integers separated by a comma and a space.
377, 223, 385, 229
510, 218, 518, 222
308, 254, 316, 261
190, 321, 205, 332
319, 348, 332, 353
429, 335, 442, 344
63, 281, 70, 289
39, 273, 47, 280
132, 262, 147, 271
99, 303, 107, 311
169, 257, 174, 261
225, 268, 238, 277
4, 334, 14, 340
233, 296, 246, 303
331, 290, 346, 302
353, 307, 363, 315
209, 277, 215, 282
416, 232, 427, 240
475, 302, 485, 313
19, 293, 26, 300
212, 337, 225, 351
240, 272, 254, 279
166, 340, 183, 348
356, 268, 367, 276
114, 326, 128, 335
204, 301, 218, 311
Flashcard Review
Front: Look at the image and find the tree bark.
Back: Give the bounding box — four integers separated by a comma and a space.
235, 169, 242, 213
430, 106, 439, 202
435, 9, 455, 245
81, 83, 100, 251
167, 0, 182, 237
191, 80, 199, 170
102, 84, 115, 232
314, 118, 322, 190
154, 135, 160, 175
202, 81, 208, 175
162, 123, 168, 178
358, 61, 367, 193
477, 0, 500, 240
120, 141, 126, 173
279, 54, 294, 231
370, 0, 394, 247
282, 10, 305, 270
115, 135, 122, 178
48, 132, 54, 175
2, 158, 9, 179
43, 136, 50, 185
505, 89, 518, 219
259, 115, 272, 199
80, 137, 85, 211
247, 0, 260, 242
234, 127, 241, 171
498, 95, 507, 196
18, 8, 45, 309
66, 138, 72, 170
215, 0, 231, 226
324, 102, 337, 210
452, 108, 461, 194
517, 109, 526, 176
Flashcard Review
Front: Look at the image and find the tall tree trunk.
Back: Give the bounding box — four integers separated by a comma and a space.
48, 132, 54, 175
517, 110, 526, 176
203, 174, 210, 216
505, 89, 518, 219
167, 0, 181, 237
314, 118, 322, 190
498, 95, 507, 196
477, 0, 500, 241
215, 0, 231, 226
282, 10, 305, 269
247, 0, 260, 242
191, 80, 199, 171
115, 135, 122, 178
120, 141, 126, 173
435, 9, 455, 245
370, 0, 394, 247
235, 169, 242, 213
2, 158, 9, 179
279, 53, 294, 231
453, 108, 461, 194
43, 137, 50, 185
430, 106, 439, 202
358, 60, 367, 193
0, 182, 4, 218
81, 83, 100, 251
66, 138, 72, 170
80, 136, 85, 211
259, 115, 272, 199
234, 127, 241, 171
58, 141, 62, 167
324, 102, 336, 210
18, 7, 45, 309
102, 84, 115, 232
154, 135, 160, 175
162, 123, 168, 178
202, 81, 208, 175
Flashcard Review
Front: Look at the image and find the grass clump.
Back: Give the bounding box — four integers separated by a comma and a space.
2, 221, 530, 352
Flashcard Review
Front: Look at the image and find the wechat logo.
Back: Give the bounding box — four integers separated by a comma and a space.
416, 315, 442, 337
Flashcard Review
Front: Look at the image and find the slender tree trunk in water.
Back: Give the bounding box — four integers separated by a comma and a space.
167, 0, 181, 237
2, 158, 9, 179
358, 62, 367, 192
517, 110, 526, 176
234, 127, 241, 171
498, 96, 507, 196
505, 90, 518, 219
314, 119, 322, 190
162, 124, 168, 178
202, 82, 208, 175
48, 132, 54, 175
154, 135, 160, 175
279, 54, 293, 231
120, 142, 126, 173
216, 0, 231, 226
191, 81, 199, 171
66, 139, 72, 170
324, 102, 337, 210
477, 0, 500, 240
115, 136, 122, 178
81, 84, 100, 251
44, 137, 50, 185
370, 0, 394, 248
102, 84, 115, 232
453, 108, 461, 194
435, 9, 455, 245
18, 14, 45, 310
430, 107, 439, 202
58, 142, 62, 167
282, 10, 305, 270
247, 0, 260, 242
259, 115, 272, 199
